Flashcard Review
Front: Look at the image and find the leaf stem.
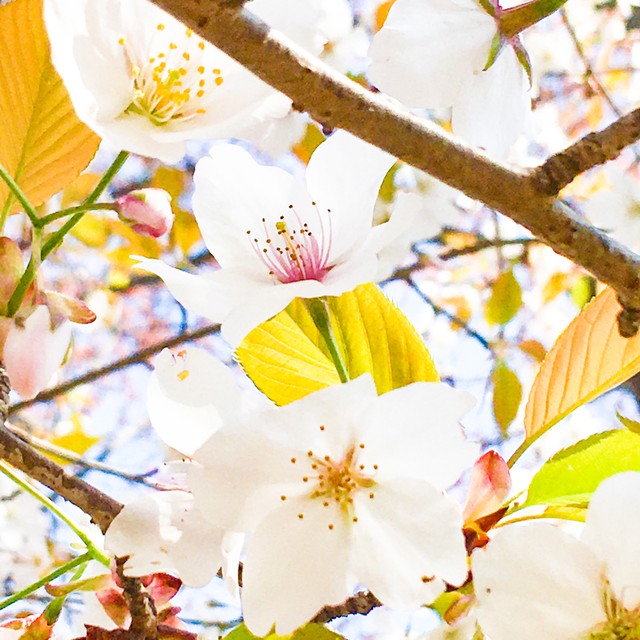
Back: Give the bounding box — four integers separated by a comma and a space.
5, 151, 129, 315
0, 162, 40, 227
0, 461, 110, 566
0, 551, 93, 612
38, 202, 116, 227
305, 297, 350, 383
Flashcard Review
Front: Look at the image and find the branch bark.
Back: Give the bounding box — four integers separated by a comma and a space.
0, 365, 122, 533
148, 0, 640, 334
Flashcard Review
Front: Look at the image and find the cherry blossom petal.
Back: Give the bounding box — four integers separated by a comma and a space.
473, 524, 606, 640
241, 498, 351, 636
452, 46, 530, 157
192, 145, 316, 272
148, 347, 241, 456
3, 307, 71, 399
104, 492, 223, 587
368, 0, 495, 108
582, 471, 640, 610
305, 131, 395, 261
351, 478, 467, 609
359, 382, 477, 489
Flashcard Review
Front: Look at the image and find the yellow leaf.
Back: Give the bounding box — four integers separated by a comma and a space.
60, 173, 101, 208
518, 339, 546, 362
542, 272, 568, 304
292, 124, 326, 165
524, 287, 640, 440
0, 0, 100, 214
485, 269, 522, 326
48, 418, 99, 466
71, 213, 111, 248
491, 361, 522, 436
375, 0, 397, 30
237, 283, 439, 405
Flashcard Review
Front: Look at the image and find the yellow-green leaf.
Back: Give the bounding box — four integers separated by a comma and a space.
491, 361, 522, 436
524, 287, 640, 441
484, 269, 522, 326
224, 622, 343, 640
237, 284, 439, 405
0, 0, 100, 214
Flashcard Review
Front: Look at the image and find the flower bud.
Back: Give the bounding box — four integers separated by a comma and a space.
2, 305, 72, 399
463, 450, 511, 524
115, 188, 173, 238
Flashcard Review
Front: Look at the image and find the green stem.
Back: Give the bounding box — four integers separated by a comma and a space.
39, 202, 116, 228
0, 551, 92, 612
0, 162, 40, 227
496, 507, 586, 527
305, 298, 350, 383
5, 151, 129, 315
500, 0, 571, 38
507, 429, 545, 468
0, 462, 110, 566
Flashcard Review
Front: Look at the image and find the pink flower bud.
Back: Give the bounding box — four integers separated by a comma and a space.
2, 305, 72, 399
463, 450, 511, 524
115, 188, 173, 238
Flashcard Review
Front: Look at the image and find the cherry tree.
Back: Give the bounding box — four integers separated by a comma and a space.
2, 0, 640, 638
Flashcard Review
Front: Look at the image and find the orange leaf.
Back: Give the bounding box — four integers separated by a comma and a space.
524, 288, 640, 440
0, 0, 100, 214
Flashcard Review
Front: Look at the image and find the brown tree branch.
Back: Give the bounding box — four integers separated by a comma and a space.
0, 365, 122, 533
312, 591, 381, 624
148, 0, 640, 334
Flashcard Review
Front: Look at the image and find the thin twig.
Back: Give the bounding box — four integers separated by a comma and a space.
9, 323, 221, 414
0, 366, 122, 533
440, 237, 538, 260
312, 591, 381, 624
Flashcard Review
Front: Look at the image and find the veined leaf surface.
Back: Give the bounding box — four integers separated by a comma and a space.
0, 0, 99, 214
524, 287, 640, 441
237, 283, 439, 405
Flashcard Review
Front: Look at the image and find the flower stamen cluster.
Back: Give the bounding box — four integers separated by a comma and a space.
247, 203, 333, 284
118, 23, 224, 126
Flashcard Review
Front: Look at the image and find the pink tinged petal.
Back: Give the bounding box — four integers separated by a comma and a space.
305, 131, 395, 261
473, 524, 606, 640
104, 492, 223, 588
116, 188, 173, 238
351, 478, 467, 609
582, 471, 640, 610
3, 306, 71, 399
368, 0, 496, 108
463, 451, 511, 523
451, 46, 531, 158
241, 498, 351, 636
147, 347, 241, 456
360, 382, 478, 489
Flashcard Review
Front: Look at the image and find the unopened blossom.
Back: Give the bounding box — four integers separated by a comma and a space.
473, 472, 640, 640
140, 131, 399, 345
190, 374, 477, 635
368, 0, 531, 157
2, 305, 72, 399
43, 0, 330, 162
115, 188, 173, 237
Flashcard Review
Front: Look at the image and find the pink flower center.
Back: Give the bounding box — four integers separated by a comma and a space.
247, 202, 333, 284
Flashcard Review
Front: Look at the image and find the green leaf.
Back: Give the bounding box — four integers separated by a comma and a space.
484, 270, 522, 326
491, 361, 522, 436
617, 412, 640, 435
522, 429, 640, 509
237, 284, 439, 405
224, 623, 344, 640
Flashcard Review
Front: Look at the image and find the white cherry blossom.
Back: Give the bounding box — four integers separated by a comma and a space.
368, 0, 531, 158
43, 0, 330, 162
104, 491, 223, 588
473, 472, 640, 640
189, 374, 477, 636
140, 131, 398, 346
